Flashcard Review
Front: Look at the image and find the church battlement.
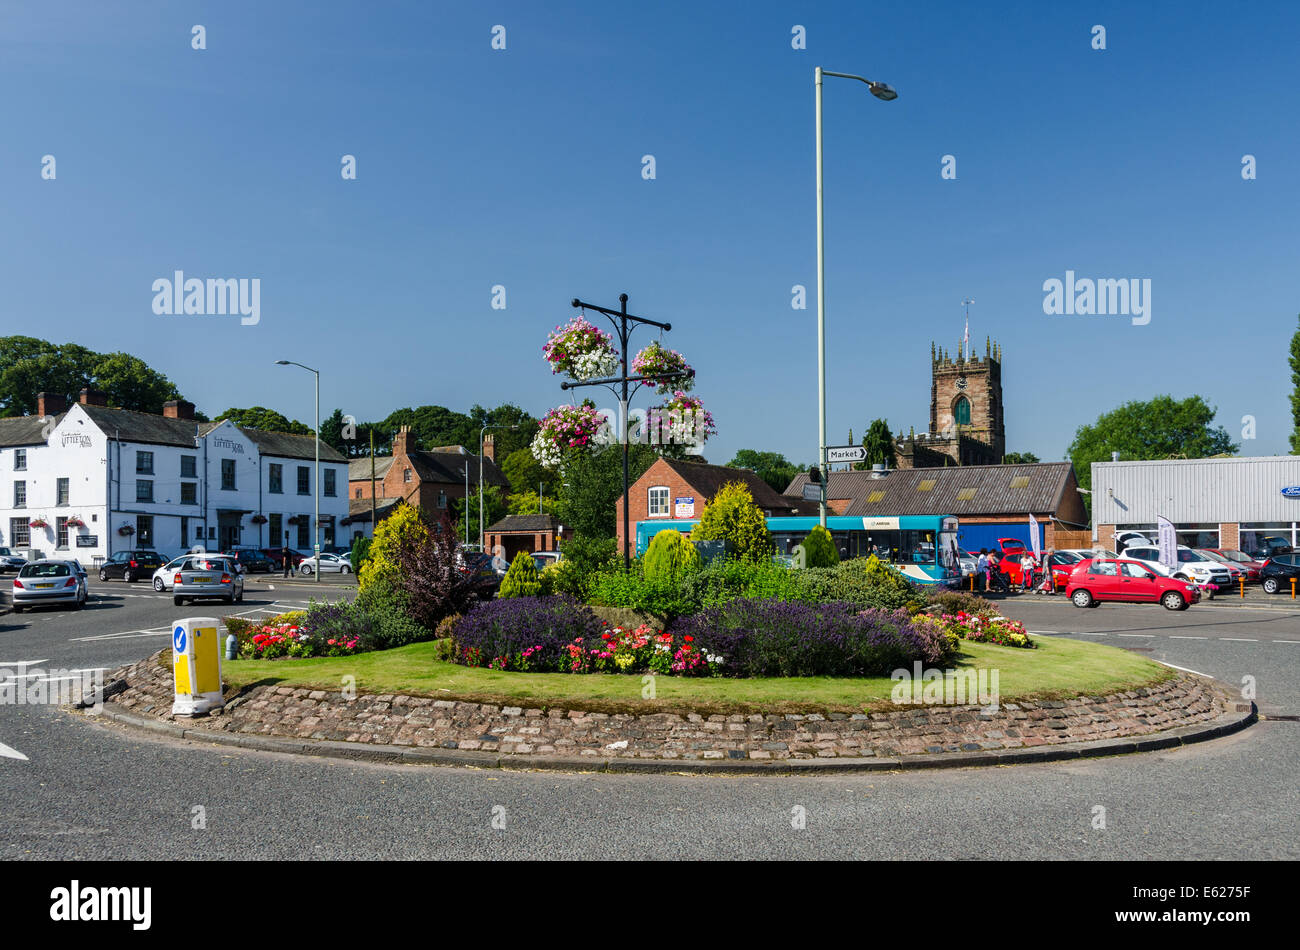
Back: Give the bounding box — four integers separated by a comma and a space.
891, 337, 1006, 469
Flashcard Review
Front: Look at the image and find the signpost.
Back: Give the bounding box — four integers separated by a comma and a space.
825, 444, 868, 465
802, 483, 824, 503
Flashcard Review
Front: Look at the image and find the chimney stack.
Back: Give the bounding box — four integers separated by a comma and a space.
36, 392, 67, 417
483, 434, 496, 463
163, 399, 195, 420
79, 387, 108, 407
394, 425, 416, 457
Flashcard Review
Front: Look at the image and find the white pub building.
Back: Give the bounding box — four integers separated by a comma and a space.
0, 390, 349, 565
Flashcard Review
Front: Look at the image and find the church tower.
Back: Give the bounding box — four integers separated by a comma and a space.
928, 337, 1005, 463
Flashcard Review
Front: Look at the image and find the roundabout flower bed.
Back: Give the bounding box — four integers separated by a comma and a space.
914, 611, 1035, 649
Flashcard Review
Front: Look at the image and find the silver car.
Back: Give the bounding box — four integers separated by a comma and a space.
171, 556, 244, 606
152, 556, 191, 592
12, 559, 88, 612
296, 552, 352, 575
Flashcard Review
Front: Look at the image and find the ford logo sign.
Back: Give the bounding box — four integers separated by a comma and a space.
1282, 487, 1300, 498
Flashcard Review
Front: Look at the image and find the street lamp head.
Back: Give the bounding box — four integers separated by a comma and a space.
868, 81, 898, 101
274, 360, 290, 365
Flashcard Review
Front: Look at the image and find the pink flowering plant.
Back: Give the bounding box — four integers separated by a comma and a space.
647, 391, 717, 447
632, 342, 694, 394
543, 316, 620, 381
913, 610, 1035, 649
529, 404, 610, 469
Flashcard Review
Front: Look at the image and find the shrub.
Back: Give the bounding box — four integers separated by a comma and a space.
236, 606, 366, 659
690, 481, 774, 561
356, 575, 433, 650
435, 613, 461, 640
643, 529, 701, 584
798, 524, 839, 568
395, 511, 483, 625
925, 589, 999, 618
358, 502, 428, 592
585, 604, 666, 631
349, 535, 372, 575
676, 557, 808, 611
588, 560, 699, 618
560, 533, 619, 573
670, 599, 954, 678
499, 551, 542, 598
451, 595, 606, 671
913, 611, 1035, 649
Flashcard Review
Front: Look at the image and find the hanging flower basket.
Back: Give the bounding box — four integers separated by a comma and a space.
65, 517, 86, 528
543, 316, 620, 381
118, 524, 135, 536
28, 518, 49, 529
250, 514, 268, 525
530, 404, 611, 469
647, 392, 717, 447
632, 342, 695, 394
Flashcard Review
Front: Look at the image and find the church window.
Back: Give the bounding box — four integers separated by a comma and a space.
954, 396, 971, 425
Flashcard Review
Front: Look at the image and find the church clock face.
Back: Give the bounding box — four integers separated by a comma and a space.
956, 376, 968, 390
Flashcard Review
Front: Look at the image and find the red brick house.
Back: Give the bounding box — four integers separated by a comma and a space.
345, 427, 508, 537
615, 457, 814, 553
484, 514, 573, 562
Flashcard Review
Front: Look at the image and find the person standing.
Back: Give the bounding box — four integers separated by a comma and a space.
976, 549, 989, 591
1020, 551, 1036, 592
281, 542, 292, 578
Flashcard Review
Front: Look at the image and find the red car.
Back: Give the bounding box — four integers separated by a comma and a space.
1201, 548, 1263, 583
1065, 558, 1201, 610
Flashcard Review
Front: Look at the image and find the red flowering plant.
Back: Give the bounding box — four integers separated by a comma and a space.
27, 518, 49, 529
913, 611, 1034, 649
529, 404, 611, 469
543, 316, 620, 381
646, 392, 717, 448
632, 342, 694, 395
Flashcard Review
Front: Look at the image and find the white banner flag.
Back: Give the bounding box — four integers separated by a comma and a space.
1029, 513, 1041, 560
1157, 516, 1177, 569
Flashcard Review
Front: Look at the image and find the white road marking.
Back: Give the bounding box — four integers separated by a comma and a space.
0, 660, 48, 666
1117, 634, 1153, 638
1158, 661, 1215, 677
70, 627, 171, 642
0, 741, 28, 761
1221, 638, 1257, 642
1169, 635, 1207, 639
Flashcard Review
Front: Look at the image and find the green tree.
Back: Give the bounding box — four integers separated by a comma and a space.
217, 406, 311, 434
91, 352, 182, 413
1002, 451, 1040, 464
499, 551, 542, 598
1068, 395, 1237, 502
320, 408, 349, 455
643, 529, 702, 583
378, 405, 474, 451
797, 524, 839, 568
0, 337, 185, 416
726, 449, 802, 493
357, 502, 428, 592
501, 447, 548, 494
468, 403, 540, 458
692, 481, 774, 561
507, 490, 559, 517
853, 418, 896, 470
1290, 314, 1300, 453
451, 485, 509, 543
555, 442, 659, 539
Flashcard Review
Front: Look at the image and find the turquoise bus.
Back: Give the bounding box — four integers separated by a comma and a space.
634, 514, 961, 586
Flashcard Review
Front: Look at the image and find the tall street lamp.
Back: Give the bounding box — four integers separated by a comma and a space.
479, 424, 519, 550
815, 67, 897, 526
274, 359, 321, 585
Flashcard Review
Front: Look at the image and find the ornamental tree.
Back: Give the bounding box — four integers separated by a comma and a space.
643, 529, 702, 584
797, 524, 839, 568
499, 550, 542, 598
691, 482, 774, 562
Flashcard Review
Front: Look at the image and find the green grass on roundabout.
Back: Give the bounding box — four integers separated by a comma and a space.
219, 634, 1174, 716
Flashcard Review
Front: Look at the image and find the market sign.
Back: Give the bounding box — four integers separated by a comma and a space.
674, 496, 695, 518
826, 445, 868, 464
1281, 486, 1300, 498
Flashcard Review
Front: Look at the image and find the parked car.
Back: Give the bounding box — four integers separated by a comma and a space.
1113, 531, 1155, 552
1119, 545, 1234, 590
261, 547, 309, 569
151, 556, 193, 592
98, 550, 165, 583
172, 556, 244, 606
1065, 557, 1200, 610
460, 552, 503, 598
0, 546, 27, 574
297, 552, 353, 576
531, 550, 563, 572
1243, 535, 1292, 561
222, 548, 275, 574
1059, 547, 1119, 561
1202, 548, 1264, 582
1194, 549, 1248, 586
11, 559, 88, 612
1257, 553, 1300, 595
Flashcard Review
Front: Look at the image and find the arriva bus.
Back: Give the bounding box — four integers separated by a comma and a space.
635, 514, 961, 586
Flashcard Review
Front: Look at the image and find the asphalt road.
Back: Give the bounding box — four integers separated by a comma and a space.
1, 581, 1297, 860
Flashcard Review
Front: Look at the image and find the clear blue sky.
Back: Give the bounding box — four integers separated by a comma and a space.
4, 1, 1298, 466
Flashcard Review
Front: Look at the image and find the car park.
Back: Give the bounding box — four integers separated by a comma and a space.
11, 559, 88, 612
297, 552, 352, 575
0, 546, 27, 574
98, 550, 165, 583
1065, 557, 1200, 610
171, 556, 244, 606
1119, 545, 1234, 590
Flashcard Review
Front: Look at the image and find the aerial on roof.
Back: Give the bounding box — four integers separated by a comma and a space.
784, 462, 1080, 518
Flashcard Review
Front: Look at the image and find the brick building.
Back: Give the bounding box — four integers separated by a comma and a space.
617, 457, 814, 554
346, 427, 507, 535
483, 513, 572, 562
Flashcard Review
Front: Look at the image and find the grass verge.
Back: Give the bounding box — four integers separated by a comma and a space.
219, 634, 1173, 716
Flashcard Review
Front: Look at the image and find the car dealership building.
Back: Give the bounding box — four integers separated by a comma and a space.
1091, 456, 1300, 554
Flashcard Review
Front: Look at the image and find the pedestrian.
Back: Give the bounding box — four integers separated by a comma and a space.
976, 549, 989, 591
1042, 548, 1057, 594
1021, 551, 1036, 592
281, 542, 291, 578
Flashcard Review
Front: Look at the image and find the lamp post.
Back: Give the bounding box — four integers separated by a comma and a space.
479, 424, 518, 550
274, 359, 321, 585
815, 66, 897, 526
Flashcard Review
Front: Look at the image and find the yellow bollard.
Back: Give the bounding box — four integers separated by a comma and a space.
1292, 578, 1296, 600
970, 573, 975, 592
1240, 576, 1245, 598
